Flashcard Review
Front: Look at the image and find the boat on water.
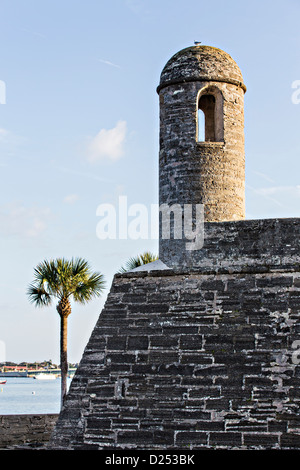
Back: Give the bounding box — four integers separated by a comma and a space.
0, 380, 6, 385
34, 374, 56, 380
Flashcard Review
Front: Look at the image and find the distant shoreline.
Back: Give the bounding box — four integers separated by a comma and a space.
0, 368, 76, 378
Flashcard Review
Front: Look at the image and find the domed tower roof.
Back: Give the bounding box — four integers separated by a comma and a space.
157, 45, 246, 93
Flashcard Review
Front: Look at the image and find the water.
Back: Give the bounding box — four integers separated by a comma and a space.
0, 377, 71, 415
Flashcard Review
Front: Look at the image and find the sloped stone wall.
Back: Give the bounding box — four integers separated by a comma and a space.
0, 414, 58, 449
49, 263, 300, 450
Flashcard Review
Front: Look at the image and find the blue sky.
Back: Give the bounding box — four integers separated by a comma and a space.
1, 0, 300, 364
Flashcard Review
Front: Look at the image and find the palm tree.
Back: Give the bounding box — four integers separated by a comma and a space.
118, 251, 158, 273
27, 257, 105, 409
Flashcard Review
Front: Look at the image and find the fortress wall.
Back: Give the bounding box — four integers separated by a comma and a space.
49, 221, 300, 449
160, 217, 300, 269
0, 414, 58, 449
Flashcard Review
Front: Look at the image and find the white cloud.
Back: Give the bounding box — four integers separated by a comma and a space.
63, 194, 79, 204
0, 202, 52, 238
21, 28, 46, 39
0, 128, 8, 140
87, 121, 127, 163
251, 170, 275, 184
0, 128, 27, 150
55, 165, 113, 183
246, 184, 300, 214
125, 0, 148, 15
96, 58, 121, 69
253, 185, 300, 198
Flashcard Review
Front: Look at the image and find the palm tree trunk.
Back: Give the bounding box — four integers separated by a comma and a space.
57, 297, 71, 410
60, 313, 68, 410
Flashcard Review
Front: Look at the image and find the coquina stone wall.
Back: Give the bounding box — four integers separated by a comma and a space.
160, 217, 300, 269
0, 414, 58, 449
49, 219, 300, 450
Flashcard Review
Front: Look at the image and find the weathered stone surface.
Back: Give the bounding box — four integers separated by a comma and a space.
157, 46, 245, 92
0, 414, 58, 449
160, 217, 300, 269
158, 45, 246, 244
49, 263, 300, 450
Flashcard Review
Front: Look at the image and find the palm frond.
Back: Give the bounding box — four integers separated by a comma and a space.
118, 251, 158, 273
27, 283, 52, 307
32, 259, 60, 296
139, 252, 158, 265
28, 257, 105, 308
72, 272, 106, 304
71, 257, 90, 276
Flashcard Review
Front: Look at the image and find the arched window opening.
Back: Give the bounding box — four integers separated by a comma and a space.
198, 94, 216, 142
197, 88, 224, 143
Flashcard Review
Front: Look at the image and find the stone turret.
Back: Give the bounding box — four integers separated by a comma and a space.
157, 45, 246, 264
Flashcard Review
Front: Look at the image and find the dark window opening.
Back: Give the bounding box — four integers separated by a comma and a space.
197, 89, 224, 143
198, 94, 216, 142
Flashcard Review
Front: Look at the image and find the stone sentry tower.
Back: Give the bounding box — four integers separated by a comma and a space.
158, 45, 246, 265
